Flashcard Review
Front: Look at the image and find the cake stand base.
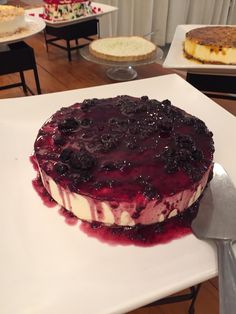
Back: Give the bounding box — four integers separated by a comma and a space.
106, 66, 137, 81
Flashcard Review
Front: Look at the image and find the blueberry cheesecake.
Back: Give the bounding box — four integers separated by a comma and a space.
34, 96, 214, 226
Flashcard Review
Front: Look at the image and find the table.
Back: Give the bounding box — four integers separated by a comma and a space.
44, 19, 99, 62
0, 41, 41, 95
186, 72, 236, 100
25, 3, 118, 62
0, 74, 235, 314
0, 14, 45, 95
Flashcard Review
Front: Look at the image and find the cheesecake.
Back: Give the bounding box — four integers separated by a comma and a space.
34, 96, 214, 227
43, 0, 95, 22
0, 5, 26, 37
184, 26, 236, 64
89, 36, 157, 62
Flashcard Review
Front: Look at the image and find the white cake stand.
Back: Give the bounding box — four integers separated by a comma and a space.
80, 45, 163, 81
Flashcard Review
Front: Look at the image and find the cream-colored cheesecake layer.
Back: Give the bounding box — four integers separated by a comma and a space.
89, 36, 157, 61
0, 5, 26, 37
184, 38, 236, 64
39, 166, 211, 226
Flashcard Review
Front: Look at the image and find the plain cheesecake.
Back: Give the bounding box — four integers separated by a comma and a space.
184, 26, 236, 64
89, 36, 157, 62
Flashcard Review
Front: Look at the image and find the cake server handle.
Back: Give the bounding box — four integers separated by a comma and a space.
216, 240, 236, 314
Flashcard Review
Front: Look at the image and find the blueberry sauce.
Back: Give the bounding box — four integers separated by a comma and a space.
30, 156, 56, 208
34, 96, 214, 204
79, 201, 199, 247
31, 164, 199, 247
32, 175, 57, 208
59, 207, 78, 226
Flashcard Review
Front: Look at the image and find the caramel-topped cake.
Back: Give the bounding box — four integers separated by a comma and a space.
0, 5, 26, 37
184, 26, 236, 64
89, 36, 157, 62
34, 96, 214, 227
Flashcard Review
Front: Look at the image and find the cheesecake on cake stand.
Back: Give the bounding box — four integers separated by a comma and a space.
80, 36, 163, 81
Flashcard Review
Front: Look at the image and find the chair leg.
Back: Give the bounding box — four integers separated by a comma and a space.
33, 66, 41, 94
30, 48, 41, 95
19, 71, 28, 95
188, 284, 201, 314
44, 30, 49, 52
66, 40, 72, 62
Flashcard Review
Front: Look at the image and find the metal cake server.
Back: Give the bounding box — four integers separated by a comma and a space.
192, 163, 236, 314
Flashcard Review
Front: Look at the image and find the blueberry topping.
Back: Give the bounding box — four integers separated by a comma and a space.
100, 162, 117, 171
126, 139, 138, 150
178, 149, 192, 162
54, 162, 69, 175
81, 118, 92, 127
69, 150, 96, 170
143, 185, 158, 200
53, 134, 65, 145
93, 179, 119, 189
175, 135, 194, 150
69, 173, 92, 191
192, 149, 203, 161
121, 101, 137, 115
35, 95, 214, 203
165, 159, 179, 174
58, 118, 79, 133
194, 119, 207, 134
128, 124, 140, 135
135, 175, 150, 186
141, 96, 149, 101
100, 134, 119, 151
183, 116, 195, 126
60, 148, 73, 162
80, 99, 96, 112
147, 99, 161, 111
108, 117, 119, 125
161, 99, 171, 106
116, 160, 132, 172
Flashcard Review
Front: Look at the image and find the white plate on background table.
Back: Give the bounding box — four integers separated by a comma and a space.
0, 74, 235, 314
163, 24, 236, 75
26, 2, 117, 28
0, 16, 45, 45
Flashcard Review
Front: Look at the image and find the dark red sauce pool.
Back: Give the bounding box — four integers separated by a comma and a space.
31, 157, 198, 247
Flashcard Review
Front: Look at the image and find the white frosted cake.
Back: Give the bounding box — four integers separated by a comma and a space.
0, 5, 26, 37
43, 0, 95, 22
89, 36, 157, 61
184, 26, 236, 65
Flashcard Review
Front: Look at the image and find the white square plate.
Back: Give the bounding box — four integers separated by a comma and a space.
163, 24, 236, 74
0, 74, 235, 314
26, 2, 117, 28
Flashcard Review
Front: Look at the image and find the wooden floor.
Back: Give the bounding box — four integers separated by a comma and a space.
1, 15, 236, 312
